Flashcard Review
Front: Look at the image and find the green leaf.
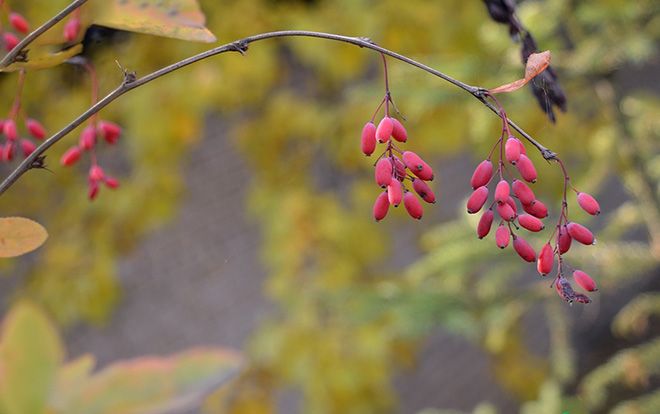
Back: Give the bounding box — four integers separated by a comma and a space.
62, 347, 243, 414
92, 0, 216, 43
0, 302, 64, 414
0, 217, 48, 257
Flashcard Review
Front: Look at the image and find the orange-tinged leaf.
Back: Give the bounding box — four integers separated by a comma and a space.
92, 0, 216, 43
0, 217, 48, 257
489, 50, 551, 94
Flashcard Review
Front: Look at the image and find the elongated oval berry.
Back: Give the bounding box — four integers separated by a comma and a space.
376, 117, 394, 143
64, 17, 81, 42
9, 13, 30, 34
567, 222, 595, 245
506, 196, 518, 215
387, 180, 403, 206
467, 186, 489, 214
505, 137, 521, 164
495, 224, 509, 248
403, 192, 423, 219
3, 33, 19, 52
518, 214, 545, 232
412, 178, 436, 203
512, 179, 535, 205
573, 270, 597, 292
574, 293, 592, 304
89, 165, 105, 182
361, 122, 377, 156
402, 151, 433, 181
20, 139, 36, 157
494, 180, 510, 203
477, 209, 494, 239
513, 235, 536, 262
375, 158, 393, 188
391, 118, 408, 143
79, 126, 96, 151
516, 154, 537, 183
470, 160, 493, 189
373, 191, 389, 221
496, 201, 516, 221
98, 121, 122, 145
393, 157, 406, 181
523, 199, 548, 218
558, 225, 572, 254
60, 146, 81, 166
26, 119, 46, 140
88, 180, 100, 200
104, 176, 120, 189
577, 192, 600, 215
537, 243, 554, 275
3, 119, 17, 141
517, 139, 527, 155
2, 142, 14, 161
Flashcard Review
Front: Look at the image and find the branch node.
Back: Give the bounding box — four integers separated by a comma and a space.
231, 40, 249, 55
116, 60, 137, 85
542, 149, 558, 160
357, 36, 375, 47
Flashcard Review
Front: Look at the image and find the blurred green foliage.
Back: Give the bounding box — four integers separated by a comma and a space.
0, 0, 658, 413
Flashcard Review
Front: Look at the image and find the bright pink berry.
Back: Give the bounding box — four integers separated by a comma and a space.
513, 235, 536, 262
3, 33, 19, 52
517, 139, 527, 155
2, 142, 14, 161
412, 178, 436, 203
20, 139, 36, 157
9, 13, 30, 34
361, 122, 377, 156
25, 118, 46, 140
98, 121, 122, 145
0, 120, 4, 133
402, 151, 433, 181
505, 137, 521, 164
518, 214, 544, 232
88, 180, 100, 200
577, 192, 600, 215
558, 225, 572, 254
477, 209, 494, 239
60, 146, 81, 166
470, 160, 493, 189
494, 180, 510, 203
403, 192, 423, 219
391, 118, 408, 143
516, 154, 537, 183
89, 165, 105, 182
376, 117, 393, 143
104, 176, 120, 189
537, 243, 554, 275
495, 224, 509, 248
373, 191, 389, 221
523, 199, 548, 218
63, 18, 81, 42
79, 126, 97, 151
512, 179, 535, 205
496, 201, 516, 221
375, 158, 393, 188
573, 270, 597, 292
467, 186, 489, 214
506, 196, 518, 216
387, 180, 403, 207
3, 119, 18, 141
567, 222, 595, 245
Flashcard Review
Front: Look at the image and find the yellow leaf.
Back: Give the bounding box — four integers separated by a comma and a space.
0, 217, 48, 258
92, 0, 216, 43
0, 44, 83, 72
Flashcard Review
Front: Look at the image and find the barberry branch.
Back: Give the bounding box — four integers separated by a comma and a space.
0, 0, 88, 68
0, 30, 556, 196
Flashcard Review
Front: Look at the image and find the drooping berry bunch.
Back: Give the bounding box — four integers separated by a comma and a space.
470, 94, 600, 304
59, 60, 122, 200
0, 3, 29, 53
362, 55, 436, 221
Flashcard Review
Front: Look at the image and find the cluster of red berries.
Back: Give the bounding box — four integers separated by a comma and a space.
60, 120, 122, 200
1, 9, 28, 52
362, 114, 436, 221
0, 116, 44, 161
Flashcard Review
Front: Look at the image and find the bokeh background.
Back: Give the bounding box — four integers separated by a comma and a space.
0, 0, 658, 413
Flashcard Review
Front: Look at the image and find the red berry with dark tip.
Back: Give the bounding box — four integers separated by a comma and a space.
512, 179, 535, 205
516, 154, 537, 183
505, 137, 521, 164
506, 196, 518, 216
375, 158, 393, 187
537, 243, 554, 275
373, 191, 389, 221
60, 146, 81, 166
495, 224, 509, 248
26, 119, 46, 140
9, 13, 30, 34
518, 214, 545, 232
376, 117, 393, 143
523, 199, 548, 218
391, 118, 408, 143
361, 122, 377, 156
573, 270, 597, 292
403, 192, 423, 219
412, 178, 436, 203
513, 235, 536, 262
470, 160, 493, 189
558, 225, 572, 254
567, 222, 595, 245
494, 180, 510, 203
467, 186, 489, 214
477, 209, 494, 239
496, 201, 516, 221
388, 180, 403, 206
577, 192, 601, 215
402, 151, 434, 181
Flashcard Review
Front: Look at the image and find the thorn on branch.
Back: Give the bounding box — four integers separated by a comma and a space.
29, 155, 50, 171
231, 40, 249, 55
357, 36, 375, 47
115, 60, 137, 84
543, 149, 558, 160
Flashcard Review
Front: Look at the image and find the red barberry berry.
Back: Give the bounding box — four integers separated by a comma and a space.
2, 142, 15, 161
25, 118, 46, 140
402, 151, 433, 181
391, 118, 408, 143
20, 139, 36, 157
403, 192, 423, 219
577, 192, 600, 215
79, 126, 97, 151
494, 179, 510, 203
412, 178, 436, 203
373, 191, 389, 221
89, 165, 105, 182
88, 180, 100, 200
573, 270, 597, 292
375, 158, 393, 188
496, 201, 516, 221
3, 33, 19, 52
518, 214, 545, 232
9, 13, 30, 34
64, 17, 81, 42
376, 117, 393, 143
505, 137, 521, 164
98, 121, 122, 145
506, 196, 518, 216
104, 176, 120, 189
516, 154, 537, 183
60, 146, 82, 166
512, 179, 535, 205
387, 180, 403, 207
558, 225, 572, 254
537, 243, 554, 275
495, 224, 509, 248
3, 119, 18, 141
361, 122, 377, 156
477, 209, 494, 239
467, 186, 489, 214
513, 235, 536, 262
522, 199, 548, 218
567, 222, 595, 245
470, 160, 493, 189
